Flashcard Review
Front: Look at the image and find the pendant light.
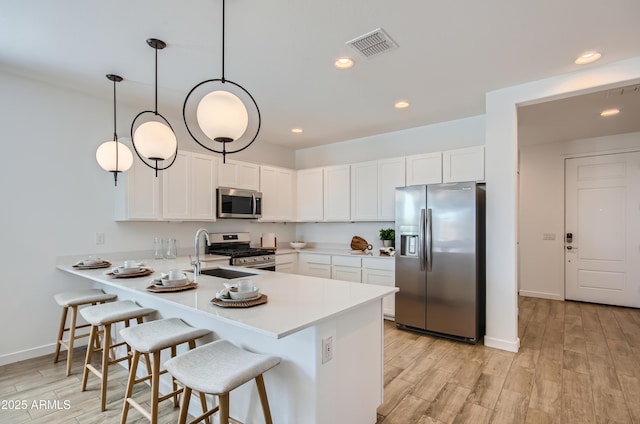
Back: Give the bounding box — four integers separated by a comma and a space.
183, 0, 261, 163
96, 74, 133, 186
131, 38, 178, 176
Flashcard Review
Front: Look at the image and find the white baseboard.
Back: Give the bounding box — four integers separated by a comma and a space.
519, 290, 564, 301
0, 343, 57, 366
484, 335, 520, 352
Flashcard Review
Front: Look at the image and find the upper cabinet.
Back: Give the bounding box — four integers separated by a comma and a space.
351, 158, 405, 221
442, 146, 485, 183
260, 165, 296, 222
406, 152, 442, 185
114, 156, 162, 221
163, 151, 217, 221
296, 167, 324, 221
323, 164, 351, 221
217, 159, 260, 190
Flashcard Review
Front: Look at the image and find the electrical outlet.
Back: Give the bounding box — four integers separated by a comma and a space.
322, 336, 333, 364
542, 233, 556, 241
95, 232, 105, 245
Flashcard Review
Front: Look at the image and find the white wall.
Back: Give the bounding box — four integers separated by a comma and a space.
295, 115, 485, 169
485, 55, 640, 352
519, 132, 640, 300
0, 69, 296, 364
296, 222, 395, 252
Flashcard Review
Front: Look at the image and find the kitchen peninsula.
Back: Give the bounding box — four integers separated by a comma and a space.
57, 258, 397, 424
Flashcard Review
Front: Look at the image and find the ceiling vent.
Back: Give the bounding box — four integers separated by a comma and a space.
346, 28, 398, 58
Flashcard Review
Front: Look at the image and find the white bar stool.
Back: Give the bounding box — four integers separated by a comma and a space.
165, 340, 281, 424
119, 318, 211, 424
53, 289, 117, 376
80, 300, 156, 411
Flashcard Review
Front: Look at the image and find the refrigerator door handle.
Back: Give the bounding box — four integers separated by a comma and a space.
426, 208, 432, 272
419, 208, 426, 271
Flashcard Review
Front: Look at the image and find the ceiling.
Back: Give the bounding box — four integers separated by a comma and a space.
1, 0, 640, 151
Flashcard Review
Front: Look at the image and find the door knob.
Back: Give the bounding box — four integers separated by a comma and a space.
566, 246, 578, 250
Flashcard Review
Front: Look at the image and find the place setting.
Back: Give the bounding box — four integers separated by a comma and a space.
73, 255, 112, 270
146, 269, 197, 293
107, 260, 154, 278
211, 279, 267, 308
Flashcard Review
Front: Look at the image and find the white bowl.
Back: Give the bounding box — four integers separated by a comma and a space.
114, 266, 142, 275
162, 272, 188, 287
229, 286, 260, 300
290, 242, 306, 250
83, 258, 102, 266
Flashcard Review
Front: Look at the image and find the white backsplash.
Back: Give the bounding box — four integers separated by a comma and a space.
295, 222, 394, 251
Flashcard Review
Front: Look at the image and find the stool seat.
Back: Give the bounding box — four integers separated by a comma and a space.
120, 317, 210, 353
165, 340, 280, 395
80, 300, 155, 325
54, 289, 116, 307
53, 288, 117, 376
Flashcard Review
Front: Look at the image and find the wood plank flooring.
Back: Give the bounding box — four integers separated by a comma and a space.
1, 296, 640, 423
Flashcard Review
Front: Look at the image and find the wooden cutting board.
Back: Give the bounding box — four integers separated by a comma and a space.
351, 236, 373, 251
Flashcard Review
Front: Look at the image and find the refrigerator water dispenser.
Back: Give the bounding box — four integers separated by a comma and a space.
400, 234, 419, 256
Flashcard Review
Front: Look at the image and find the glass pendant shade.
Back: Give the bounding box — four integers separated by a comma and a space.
196, 90, 248, 141
133, 120, 178, 160
96, 140, 133, 172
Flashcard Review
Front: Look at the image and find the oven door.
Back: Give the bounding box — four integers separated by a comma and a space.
217, 188, 262, 219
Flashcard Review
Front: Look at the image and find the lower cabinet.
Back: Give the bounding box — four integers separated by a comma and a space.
331, 256, 362, 283
362, 258, 396, 320
276, 253, 297, 274
297, 253, 331, 279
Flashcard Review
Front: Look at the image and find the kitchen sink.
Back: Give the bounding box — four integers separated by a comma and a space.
199, 268, 258, 279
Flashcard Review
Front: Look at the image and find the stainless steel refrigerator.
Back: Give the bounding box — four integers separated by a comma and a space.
395, 182, 485, 343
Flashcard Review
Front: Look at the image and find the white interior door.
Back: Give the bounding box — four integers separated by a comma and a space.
565, 152, 640, 307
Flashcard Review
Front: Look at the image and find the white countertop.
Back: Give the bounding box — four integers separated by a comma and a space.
56, 258, 397, 340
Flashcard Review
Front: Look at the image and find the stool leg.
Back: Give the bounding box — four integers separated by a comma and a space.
171, 345, 179, 407
219, 393, 230, 424
82, 325, 98, 391
120, 349, 140, 424
150, 350, 161, 424
100, 323, 112, 412
178, 386, 192, 424
54, 306, 68, 364
255, 374, 273, 424
65, 305, 79, 376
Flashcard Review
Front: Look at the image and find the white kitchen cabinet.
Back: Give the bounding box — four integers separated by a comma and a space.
114, 156, 162, 221
351, 161, 379, 221
260, 165, 295, 221
276, 253, 297, 274
163, 151, 216, 221
296, 168, 324, 221
378, 157, 405, 220
323, 164, 351, 221
442, 146, 485, 183
218, 159, 260, 190
298, 253, 331, 279
406, 152, 442, 185
331, 255, 362, 283
362, 258, 396, 319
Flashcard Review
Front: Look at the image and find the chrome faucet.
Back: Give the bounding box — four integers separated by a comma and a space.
192, 228, 210, 275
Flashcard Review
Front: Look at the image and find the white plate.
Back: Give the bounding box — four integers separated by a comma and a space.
218, 293, 261, 302
113, 266, 144, 275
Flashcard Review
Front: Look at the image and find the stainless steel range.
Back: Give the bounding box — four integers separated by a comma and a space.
206, 232, 275, 270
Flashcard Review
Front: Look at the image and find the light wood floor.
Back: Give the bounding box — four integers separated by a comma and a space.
2, 296, 640, 423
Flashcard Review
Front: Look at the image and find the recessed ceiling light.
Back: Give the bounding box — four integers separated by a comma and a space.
291, 128, 303, 134
394, 100, 410, 109
334, 57, 355, 69
575, 51, 602, 65
600, 108, 620, 117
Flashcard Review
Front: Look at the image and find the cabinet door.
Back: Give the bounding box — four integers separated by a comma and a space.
276, 253, 297, 274
218, 159, 260, 190
378, 158, 406, 220
362, 268, 395, 318
260, 165, 295, 221
162, 151, 190, 219
406, 152, 442, 185
297, 168, 324, 221
116, 157, 161, 220
298, 254, 331, 278
332, 265, 362, 283
323, 164, 351, 221
190, 153, 216, 220
351, 161, 378, 221
442, 146, 485, 182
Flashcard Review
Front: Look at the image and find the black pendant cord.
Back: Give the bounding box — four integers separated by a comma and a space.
154, 44, 159, 114
182, 0, 261, 163
106, 74, 124, 186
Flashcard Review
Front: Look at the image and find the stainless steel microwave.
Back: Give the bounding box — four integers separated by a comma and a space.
217, 188, 262, 219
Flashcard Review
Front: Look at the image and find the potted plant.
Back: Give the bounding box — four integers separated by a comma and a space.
379, 228, 395, 247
